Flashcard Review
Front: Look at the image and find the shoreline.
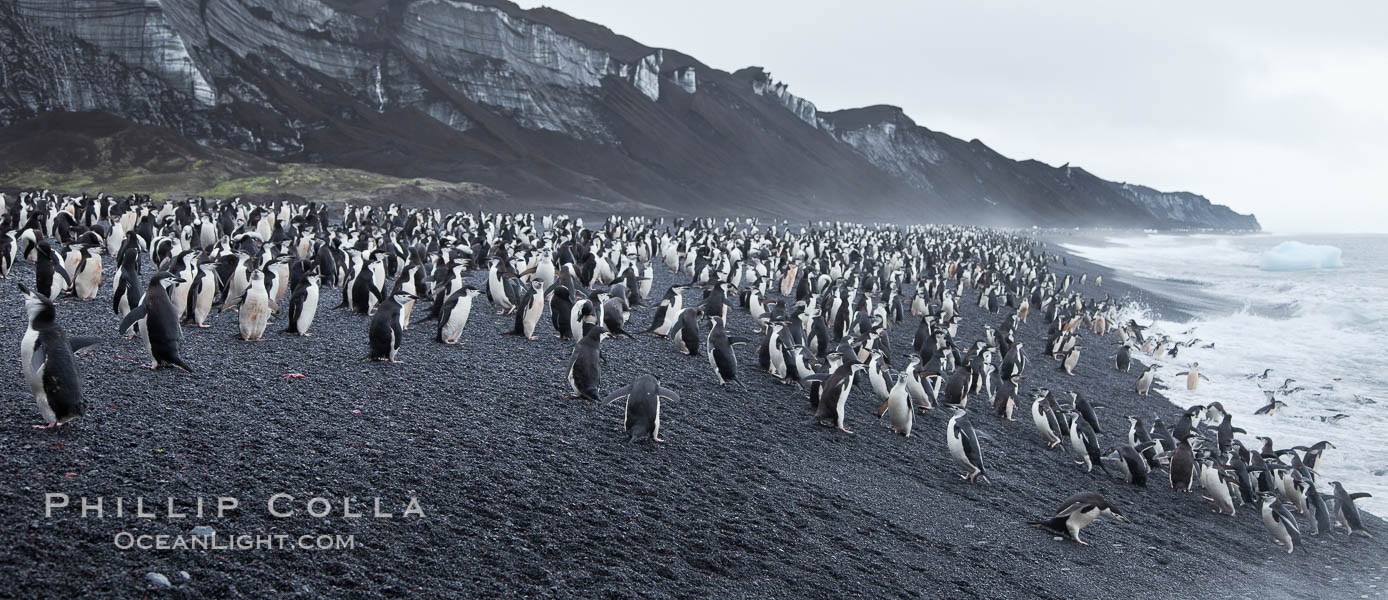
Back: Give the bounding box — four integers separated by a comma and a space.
1039, 230, 1247, 322
1045, 230, 1388, 517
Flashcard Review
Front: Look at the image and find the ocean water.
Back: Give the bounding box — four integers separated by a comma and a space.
1060, 233, 1388, 514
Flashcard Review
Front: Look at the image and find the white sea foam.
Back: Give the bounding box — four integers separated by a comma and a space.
1062, 233, 1388, 513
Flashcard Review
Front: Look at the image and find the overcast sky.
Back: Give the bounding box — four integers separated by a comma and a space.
518, 1, 1385, 233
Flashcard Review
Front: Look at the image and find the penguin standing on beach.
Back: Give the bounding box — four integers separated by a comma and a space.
1216, 413, 1246, 454
349, 253, 386, 314
999, 342, 1025, 381
993, 376, 1019, 421
904, 355, 935, 411
0, 231, 15, 278
184, 260, 218, 328
367, 292, 416, 362
112, 248, 143, 333
548, 286, 576, 340
119, 272, 193, 372
1126, 416, 1162, 469
810, 357, 865, 435
643, 284, 685, 336
1115, 343, 1132, 373
1061, 345, 1082, 375
1170, 435, 1197, 492
1029, 492, 1126, 545
565, 326, 610, 400
263, 255, 291, 315
219, 252, 253, 313
20, 284, 100, 427
877, 373, 914, 436
603, 373, 680, 443
486, 257, 516, 315
568, 292, 600, 341
434, 287, 481, 344
666, 308, 701, 355
1304, 481, 1334, 536
226, 269, 272, 341
284, 273, 320, 337
507, 280, 545, 340
34, 242, 72, 299
69, 244, 103, 301
600, 295, 635, 339
1173, 405, 1203, 441
165, 250, 198, 319
1150, 419, 1179, 457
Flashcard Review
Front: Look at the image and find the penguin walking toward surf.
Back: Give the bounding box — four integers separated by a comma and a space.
1105, 443, 1152, 487
1029, 492, 1126, 545
705, 316, 750, 390
1060, 345, 1082, 375
1065, 411, 1107, 475
1031, 391, 1064, 449
946, 407, 989, 484
1174, 362, 1210, 390
1254, 390, 1288, 416
1331, 481, 1375, 538
1199, 457, 1238, 516
1135, 365, 1159, 396
19, 284, 100, 428
1259, 493, 1303, 553
603, 373, 680, 443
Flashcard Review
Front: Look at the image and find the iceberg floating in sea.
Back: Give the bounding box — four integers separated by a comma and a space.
1260, 241, 1343, 271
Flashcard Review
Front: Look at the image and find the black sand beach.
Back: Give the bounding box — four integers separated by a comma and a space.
1, 235, 1383, 599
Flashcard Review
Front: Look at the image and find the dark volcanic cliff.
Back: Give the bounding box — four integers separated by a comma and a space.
818, 106, 1261, 230
0, 0, 1258, 228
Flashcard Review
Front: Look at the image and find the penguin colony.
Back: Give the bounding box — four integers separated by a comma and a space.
2, 189, 1373, 554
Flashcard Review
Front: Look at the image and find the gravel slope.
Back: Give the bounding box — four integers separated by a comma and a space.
0, 240, 1383, 599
